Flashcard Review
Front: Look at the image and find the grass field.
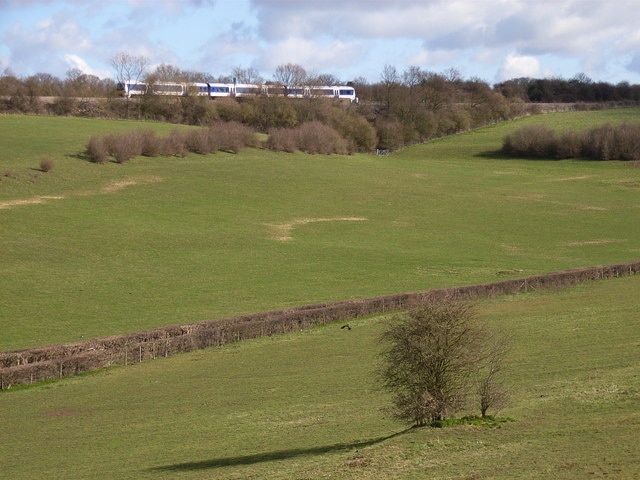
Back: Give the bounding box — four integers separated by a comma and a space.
1, 275, 638, 479
2, 109, 639, 351
1, 109, 638, 479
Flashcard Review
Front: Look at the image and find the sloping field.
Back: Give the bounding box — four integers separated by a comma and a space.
1, 275, 638, 479
1, 109, 640, 350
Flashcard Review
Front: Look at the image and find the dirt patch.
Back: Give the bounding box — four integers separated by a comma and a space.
0, 195, 65, 209
548, 175, 595, 182
563, 239, 621, 247
0, 176, 163, 210
101, 176, 163, 193
266, 217, 368, 241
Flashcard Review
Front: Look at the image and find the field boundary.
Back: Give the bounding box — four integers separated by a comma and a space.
1, 260, 639, 389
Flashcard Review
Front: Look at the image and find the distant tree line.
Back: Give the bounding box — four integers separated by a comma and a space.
2, 58, 640, 153
495, 75, 640, 103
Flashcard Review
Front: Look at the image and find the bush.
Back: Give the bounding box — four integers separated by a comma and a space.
159, 129, 187, 157
211, 121, 258, 153
39, 155, 55, 172
266, 121, 349, 154
139, 129, 161, 157
504, 122, 640, 161
87, 135, 109, 164
298, 121, 348, 154
556, 130, 583, 159
583, 123, 640, 160
184, 128, 216, 155
266, 127, 298, 153
502, 125, 558, 157
105, 131, 143, 163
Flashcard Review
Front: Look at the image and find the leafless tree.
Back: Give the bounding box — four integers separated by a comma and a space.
308, 72, 342, 86
110, 52, 148, 85
273, 63, 307, 86
232, 66, 263, 85
150, 64, 185, 83
381, 64, 399, 109
477, 334, 510, 417
378, 298, 508, 427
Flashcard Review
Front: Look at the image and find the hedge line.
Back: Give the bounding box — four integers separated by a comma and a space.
2, 261, 639, 389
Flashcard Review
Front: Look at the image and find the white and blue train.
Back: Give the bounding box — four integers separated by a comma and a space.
116, 81, 358, 102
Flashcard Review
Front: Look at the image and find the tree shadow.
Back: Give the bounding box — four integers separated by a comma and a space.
148, 428, 411, 472
475, 150, 511, 160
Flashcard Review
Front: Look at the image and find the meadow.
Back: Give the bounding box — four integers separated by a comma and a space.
0, 275, 638, 479
0, 108, 639, 478
1, 109, 639, 351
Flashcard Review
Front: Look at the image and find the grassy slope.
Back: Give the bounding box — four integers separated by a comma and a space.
1, 275, 638, 479
1, 110, 640, 350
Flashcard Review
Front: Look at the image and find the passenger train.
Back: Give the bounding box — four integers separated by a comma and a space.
116, 81, 358, 102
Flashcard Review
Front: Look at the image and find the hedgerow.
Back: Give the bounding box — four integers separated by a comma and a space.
85, 122, 258, 163
502, 122, 640, 160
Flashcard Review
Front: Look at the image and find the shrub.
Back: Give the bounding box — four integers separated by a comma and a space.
39, 155, 55, 172
584, 123, 640, 160
613, 123, 640, 160
139, 129, 161, 157
184, 128, 216, 155
556, 130, 583, 158
502, 125, 558, 157
213, 98, 243, 122
105, 131, 143, 163
375, 118, 405, 151
87, 135, 109, 164
297, 121, 348, 154
160, 129, 187, 157
266, 127, 298, 152
266, 121, 349, 155
211, 121, 258, 153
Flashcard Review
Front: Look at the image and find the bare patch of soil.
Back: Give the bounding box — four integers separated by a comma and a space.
0, 195, 64, 209
0, 176, 163, 210
101, 176, 162, 193
563, 239, 622, 247
266, 217, 367, 241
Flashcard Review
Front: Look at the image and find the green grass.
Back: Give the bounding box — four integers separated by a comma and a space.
1, 110, 640, 350
1, 275, 638, 479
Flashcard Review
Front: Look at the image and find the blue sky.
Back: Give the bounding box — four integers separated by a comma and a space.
2, 0, 640, 85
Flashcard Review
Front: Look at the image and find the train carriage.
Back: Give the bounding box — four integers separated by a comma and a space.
116, 80, 357, 102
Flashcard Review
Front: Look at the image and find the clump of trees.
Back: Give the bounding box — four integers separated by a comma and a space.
495, 75, 640, 103
502, 123, 640, 160
378, 299, 508, 427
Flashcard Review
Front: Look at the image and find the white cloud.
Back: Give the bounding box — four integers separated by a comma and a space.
497, 53, 542, 80
3, 0, 640, 83
63, 54, 111, 78
259, 37, 362, 75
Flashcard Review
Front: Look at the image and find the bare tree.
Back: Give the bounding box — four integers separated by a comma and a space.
381, 64, 399, 109
477, 335, 510, 418
309, 72, 342, 86
151, 64, 185, 83
110, 52, 148, 84
273, 63, 307, 86
232, 66, 263, 84
378, 298, 508, 427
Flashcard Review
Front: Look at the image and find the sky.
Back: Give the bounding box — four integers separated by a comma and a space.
2, 0, 640, 85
